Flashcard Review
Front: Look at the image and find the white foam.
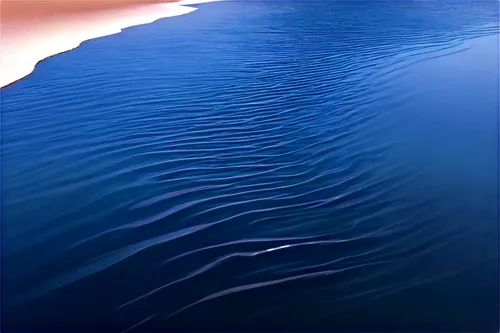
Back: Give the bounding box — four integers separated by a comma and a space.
0, 0, 219, 88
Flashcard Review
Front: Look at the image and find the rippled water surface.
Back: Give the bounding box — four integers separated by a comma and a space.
1, 1, 499, 332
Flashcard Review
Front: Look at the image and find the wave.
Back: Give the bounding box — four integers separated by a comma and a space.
1, 0, 498, 331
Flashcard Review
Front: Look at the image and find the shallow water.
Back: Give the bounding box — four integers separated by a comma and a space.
1, 1, 499, 332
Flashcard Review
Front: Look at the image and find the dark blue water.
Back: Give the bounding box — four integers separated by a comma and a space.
1, 1, 499, 332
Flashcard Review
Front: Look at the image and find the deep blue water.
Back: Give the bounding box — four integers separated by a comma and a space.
1, 1, 499, 332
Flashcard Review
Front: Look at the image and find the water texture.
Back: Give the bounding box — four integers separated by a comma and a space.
1, 1, 499, 332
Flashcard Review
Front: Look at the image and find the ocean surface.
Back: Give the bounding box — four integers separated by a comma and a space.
1, 1, 499, 332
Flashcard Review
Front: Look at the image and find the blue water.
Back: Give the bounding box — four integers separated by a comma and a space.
1, 1, 499, 331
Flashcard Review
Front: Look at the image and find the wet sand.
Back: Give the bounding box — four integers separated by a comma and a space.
1, 0, 213, 88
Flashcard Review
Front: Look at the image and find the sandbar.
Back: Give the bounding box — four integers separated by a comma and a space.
0, 0, 216, 88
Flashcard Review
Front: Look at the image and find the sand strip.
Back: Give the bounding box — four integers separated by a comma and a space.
0, 0, 217, 88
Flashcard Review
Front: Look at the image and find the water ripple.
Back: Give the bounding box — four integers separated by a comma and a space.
1, 0, 498, 331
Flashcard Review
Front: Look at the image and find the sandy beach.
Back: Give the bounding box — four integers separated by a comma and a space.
0, 0, 213, 88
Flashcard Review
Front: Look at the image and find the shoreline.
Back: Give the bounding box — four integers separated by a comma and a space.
0, 0, 217, 88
